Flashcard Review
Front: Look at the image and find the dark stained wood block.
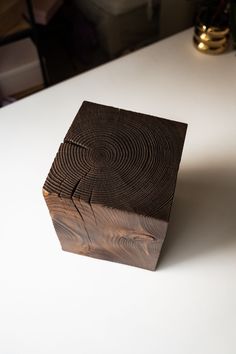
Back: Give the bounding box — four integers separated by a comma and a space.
43, 101, 187, 270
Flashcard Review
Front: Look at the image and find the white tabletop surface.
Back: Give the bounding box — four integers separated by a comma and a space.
0, 28, 236, 354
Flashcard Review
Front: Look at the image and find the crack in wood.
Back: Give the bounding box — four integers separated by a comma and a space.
71, 168, 91, 198
77, 198, 93, 246
70, 168, 93, 246
88, 188, 97, 225
72, 197, 92, 247
65, 139, 89, 150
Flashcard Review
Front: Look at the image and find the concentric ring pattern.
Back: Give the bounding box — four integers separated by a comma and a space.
44, 102, 187, 221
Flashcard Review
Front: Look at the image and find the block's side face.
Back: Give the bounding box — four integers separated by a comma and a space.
43, 190, 167, 270
44, 101, 187, 223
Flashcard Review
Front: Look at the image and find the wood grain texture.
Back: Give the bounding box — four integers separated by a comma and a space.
43, 101, 187, 270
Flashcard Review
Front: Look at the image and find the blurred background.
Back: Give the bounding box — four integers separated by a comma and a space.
0, 0, 235, 107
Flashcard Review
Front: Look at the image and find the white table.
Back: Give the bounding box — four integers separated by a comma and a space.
0, 29, 236, 354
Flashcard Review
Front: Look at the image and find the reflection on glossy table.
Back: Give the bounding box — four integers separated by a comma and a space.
0, 28, 235, 354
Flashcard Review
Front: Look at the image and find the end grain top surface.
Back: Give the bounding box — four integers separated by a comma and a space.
44, 101, 187, 221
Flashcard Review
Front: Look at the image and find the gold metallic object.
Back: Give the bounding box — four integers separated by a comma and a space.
197, 24, 230, 38
194, 20, 229, 54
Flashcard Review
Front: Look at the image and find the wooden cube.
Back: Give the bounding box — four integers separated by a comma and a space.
43, 101, 187, 270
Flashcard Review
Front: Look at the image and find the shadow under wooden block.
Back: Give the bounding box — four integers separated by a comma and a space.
43, 101, 187, 270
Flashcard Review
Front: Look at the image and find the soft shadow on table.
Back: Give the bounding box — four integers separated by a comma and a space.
158, 165, 236, 269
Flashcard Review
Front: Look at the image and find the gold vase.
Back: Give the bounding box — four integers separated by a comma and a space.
193, 12, 230, 54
